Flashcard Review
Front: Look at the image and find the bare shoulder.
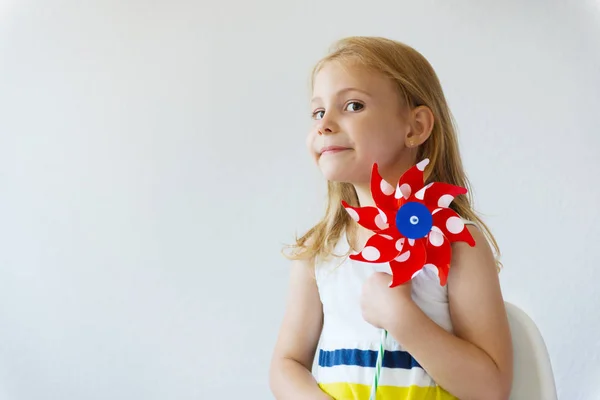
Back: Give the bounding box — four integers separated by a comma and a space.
450, 225, 497, 273
448, 225, 513, 386
448, 224, 503, 311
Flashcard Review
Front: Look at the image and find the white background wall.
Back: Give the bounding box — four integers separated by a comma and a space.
1, 0, 599, 399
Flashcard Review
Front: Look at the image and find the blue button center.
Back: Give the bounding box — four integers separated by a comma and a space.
395, 202, 433, 239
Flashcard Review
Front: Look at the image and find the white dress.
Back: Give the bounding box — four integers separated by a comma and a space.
313, 223, 476, 400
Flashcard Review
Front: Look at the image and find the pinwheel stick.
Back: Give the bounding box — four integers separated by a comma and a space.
369, 329, 388, 400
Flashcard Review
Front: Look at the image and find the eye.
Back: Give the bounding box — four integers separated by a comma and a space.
312, 109, 325, 120
345, 101, 364, 112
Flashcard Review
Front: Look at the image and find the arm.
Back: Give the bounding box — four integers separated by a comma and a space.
269, 256, 331, 400
385, 226, 513, 400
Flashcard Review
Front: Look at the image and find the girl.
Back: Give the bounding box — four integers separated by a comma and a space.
269, 36, 513, 400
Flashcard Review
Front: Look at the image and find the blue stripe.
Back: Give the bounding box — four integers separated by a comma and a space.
318, 348, 422, 369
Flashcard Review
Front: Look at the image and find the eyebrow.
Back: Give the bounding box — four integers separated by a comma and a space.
310, 87, 372, 104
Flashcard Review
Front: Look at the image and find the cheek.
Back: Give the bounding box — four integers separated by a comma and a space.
305, 131, 319, 160
366, 130, 405, 157
358, 139, 402, 162
351, 115, 404, 151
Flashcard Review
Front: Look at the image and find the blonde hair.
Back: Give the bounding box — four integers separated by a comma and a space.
285, 36, 501, 268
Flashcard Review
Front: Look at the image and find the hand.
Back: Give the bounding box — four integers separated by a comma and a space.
360, 272, 414, 330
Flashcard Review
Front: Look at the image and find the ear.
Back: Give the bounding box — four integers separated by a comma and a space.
405, 106, 435, 148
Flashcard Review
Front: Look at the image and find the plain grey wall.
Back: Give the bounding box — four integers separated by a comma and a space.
1, 0, 599, 399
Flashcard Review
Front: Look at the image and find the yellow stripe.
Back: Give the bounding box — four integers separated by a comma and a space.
319, 382, 458, 400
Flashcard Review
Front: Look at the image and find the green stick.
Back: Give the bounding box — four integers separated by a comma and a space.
369, 329, 387, 400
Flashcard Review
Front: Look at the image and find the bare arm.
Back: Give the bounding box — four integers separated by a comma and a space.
269, 256, 331, 400
386, 226, 513, 400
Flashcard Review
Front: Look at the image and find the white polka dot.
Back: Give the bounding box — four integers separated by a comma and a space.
446, 216, 465, 234
415, 183, 432, 201
394, 250, 411, 262
438, 194, 454, 208
398, 183, 411, 199
395, 238, 405, 252
411, 269, 423, 279
375, 213, 388, 230
381, 234, 393, 240
380, 179, 395, 195
432, 208, 442, 215
431, 226, 443, 234
346, 208, 359, 221
417, 158, 430, 171
379, 210, 388, 222
429, 229, 444, 247
362, 246, 380, 261
408, 238, 415, 246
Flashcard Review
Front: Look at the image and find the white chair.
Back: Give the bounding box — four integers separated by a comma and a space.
505, 302, 558, 400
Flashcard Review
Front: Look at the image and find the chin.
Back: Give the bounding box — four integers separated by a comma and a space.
318, 166, 347, 182
319, 164, 368, 185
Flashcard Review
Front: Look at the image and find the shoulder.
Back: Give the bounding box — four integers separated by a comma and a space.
285, 240, 322, 305
450, 224, 496, 272
447, 224, 504, 325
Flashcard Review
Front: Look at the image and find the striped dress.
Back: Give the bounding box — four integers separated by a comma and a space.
314, 229, 468, 400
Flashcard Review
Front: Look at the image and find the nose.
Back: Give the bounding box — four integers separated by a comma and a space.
317, 113, 339, 135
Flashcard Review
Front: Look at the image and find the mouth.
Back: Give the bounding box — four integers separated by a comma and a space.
320, 145, 352, 155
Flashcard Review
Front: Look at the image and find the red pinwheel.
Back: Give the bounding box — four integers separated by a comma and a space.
342, 159, 475, 287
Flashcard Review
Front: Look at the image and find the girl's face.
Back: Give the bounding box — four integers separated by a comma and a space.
308, 61, 413, 185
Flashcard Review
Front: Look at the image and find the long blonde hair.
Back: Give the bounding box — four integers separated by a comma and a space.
286, 36, 501, 268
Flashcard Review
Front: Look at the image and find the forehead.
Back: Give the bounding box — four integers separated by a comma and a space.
311, 61, 397, 101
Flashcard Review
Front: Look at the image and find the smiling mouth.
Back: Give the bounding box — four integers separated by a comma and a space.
320, 146, 351, 155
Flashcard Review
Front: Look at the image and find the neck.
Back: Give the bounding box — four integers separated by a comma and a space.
349, 183, 377, 248
353, 155, 417, 207
353, 183, 376, 207
348, 152, 418, 246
